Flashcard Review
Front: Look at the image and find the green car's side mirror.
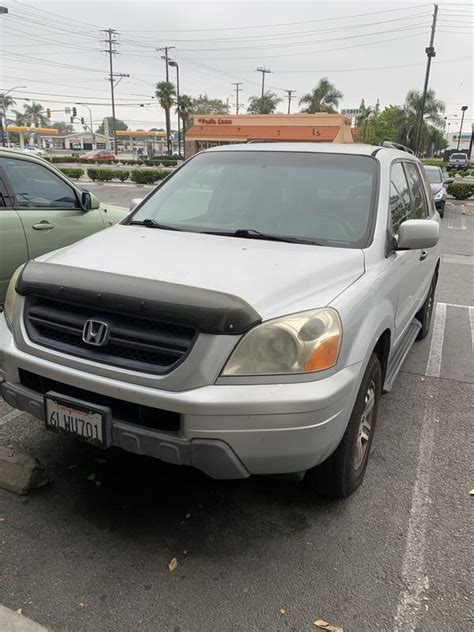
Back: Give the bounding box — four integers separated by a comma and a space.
81, 190, 100, 211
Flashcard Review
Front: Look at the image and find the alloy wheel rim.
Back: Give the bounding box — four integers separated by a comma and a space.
354, 380, 376, 471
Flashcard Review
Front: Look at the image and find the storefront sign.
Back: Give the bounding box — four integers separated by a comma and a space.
197, 118, 232, 125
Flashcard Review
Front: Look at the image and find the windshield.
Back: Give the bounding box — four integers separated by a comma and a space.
129, 151, 377, 247
425, 168, 442, 184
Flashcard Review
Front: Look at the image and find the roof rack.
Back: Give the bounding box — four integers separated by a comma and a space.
380, 140, 415, 155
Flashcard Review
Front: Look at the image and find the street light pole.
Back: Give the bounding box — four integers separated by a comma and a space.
168, 61, 180, 157
456, 106, 468, 151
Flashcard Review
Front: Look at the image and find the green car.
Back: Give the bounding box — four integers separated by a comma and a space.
0, 147, 127, 306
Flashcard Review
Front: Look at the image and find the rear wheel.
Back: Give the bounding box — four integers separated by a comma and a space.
305, 354, 382, 498
416, 272, 438, 340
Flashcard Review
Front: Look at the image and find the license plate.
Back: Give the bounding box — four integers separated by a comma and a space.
45, 392, 111, 448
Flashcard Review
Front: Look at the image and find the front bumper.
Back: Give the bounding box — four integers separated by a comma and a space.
0, 315, 361, 478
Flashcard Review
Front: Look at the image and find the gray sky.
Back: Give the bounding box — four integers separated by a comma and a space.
1, 0, 472, 133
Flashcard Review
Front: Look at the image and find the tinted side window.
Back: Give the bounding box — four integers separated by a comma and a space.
390, 162, 412, 232
405, 162, 428, 219
0, 157, 79, 209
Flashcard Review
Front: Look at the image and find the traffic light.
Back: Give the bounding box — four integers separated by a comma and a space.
72, 106, 77, 117
80, 117, 85, 125
70, 116, 74, 123
46, 108, 51, 119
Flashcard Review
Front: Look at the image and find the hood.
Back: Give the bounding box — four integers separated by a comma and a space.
429, 183, 443, 194
36, 225, 365, 319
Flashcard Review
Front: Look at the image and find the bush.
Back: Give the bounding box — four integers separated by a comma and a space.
115, 169, 130, 182
87, 168, 115, 182
130, 169, 168, 184
446, 182, 474, 200
60, 167, 84, 180
422, 159, 444, 167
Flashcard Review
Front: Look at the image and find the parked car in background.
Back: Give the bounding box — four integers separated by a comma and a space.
447, 152, 469, 170
80, 149, 116, 160
0, 147, 128, 306
0, 143, 440, 499
22, 146, 47, 158
423, 165, 447, 216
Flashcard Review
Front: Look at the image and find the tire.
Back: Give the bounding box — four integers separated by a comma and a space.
415, 272, 438, 340
304, 354, 382, 499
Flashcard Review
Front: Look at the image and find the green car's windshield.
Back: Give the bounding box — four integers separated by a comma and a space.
128, 151, 378, 248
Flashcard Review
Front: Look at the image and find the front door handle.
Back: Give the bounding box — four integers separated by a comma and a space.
32, 221, 54, 231
420, 249, 428, 261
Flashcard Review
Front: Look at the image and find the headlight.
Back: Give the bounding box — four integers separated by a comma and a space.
4, 264, 24, 326
221, 308, 342, 376
433, 188, 445, 201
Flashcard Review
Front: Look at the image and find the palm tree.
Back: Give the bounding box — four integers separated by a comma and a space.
299, 78, 343, 114
14, 101, 49, 127
0, 93, 16, 113
247, 91, 282, 114
176, 94, 194, 130
402, 89, 445, 153
156, 81, 176, 155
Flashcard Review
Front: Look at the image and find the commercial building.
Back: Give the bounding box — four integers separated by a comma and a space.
185, 113, 355, 156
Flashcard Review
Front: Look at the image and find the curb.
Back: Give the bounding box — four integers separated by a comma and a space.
0, 605, 48, 631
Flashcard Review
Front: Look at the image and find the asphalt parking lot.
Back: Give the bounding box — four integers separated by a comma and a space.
0, 195, 473, 632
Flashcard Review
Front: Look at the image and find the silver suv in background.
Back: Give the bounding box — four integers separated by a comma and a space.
424, 165, 447, 216
0, 143, 440, 499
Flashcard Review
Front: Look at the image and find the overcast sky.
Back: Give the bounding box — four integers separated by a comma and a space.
1, 0, 472, 133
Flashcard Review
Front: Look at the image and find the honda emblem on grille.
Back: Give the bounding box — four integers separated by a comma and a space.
82, 319, 110, 347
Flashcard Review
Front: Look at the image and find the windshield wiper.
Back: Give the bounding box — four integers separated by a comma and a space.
128, 218, 182, 231
202, 228, 323, 245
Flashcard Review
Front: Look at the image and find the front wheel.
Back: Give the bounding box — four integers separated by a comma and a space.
415, 272, 438, 340
304, 354, 382, 498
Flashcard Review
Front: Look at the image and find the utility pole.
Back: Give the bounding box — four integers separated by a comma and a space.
457, 105, 468, 151
414, 4, 438, 156
157, 46, 176, 155
232, 82, 242, 115
284, 90, 296, 115
256, 67, 271, 99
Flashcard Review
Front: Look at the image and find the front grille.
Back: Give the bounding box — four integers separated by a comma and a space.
24, 295, 198, 375
19, 369, 180, 432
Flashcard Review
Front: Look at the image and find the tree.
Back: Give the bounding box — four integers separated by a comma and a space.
176, 94, 194, 131
50, 121, 74, 134
299, 78, 343, 114
247, 91, 282, 114
14, 101, 49, 127
96, 117, 128, 134
156, 81, 176, 155
191, 94, 228, 115
402, 88, 445, 153
0, 93, 16, 113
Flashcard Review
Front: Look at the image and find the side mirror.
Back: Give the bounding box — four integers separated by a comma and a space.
81, 190, 100, 210
398, 219, 439, 250
130, 198, 143, 212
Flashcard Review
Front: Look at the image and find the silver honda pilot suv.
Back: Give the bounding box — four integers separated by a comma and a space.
0, 142, 440, 498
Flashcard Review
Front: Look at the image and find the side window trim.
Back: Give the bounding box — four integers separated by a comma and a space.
0, 164, 17, 208
388, 159, 412, 235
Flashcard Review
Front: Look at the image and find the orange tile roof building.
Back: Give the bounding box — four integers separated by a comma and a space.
185, 113, 354, 156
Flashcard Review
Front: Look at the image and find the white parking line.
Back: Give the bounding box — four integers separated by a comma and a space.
469, 307, 474, 352
0, 409, 23, 426
393, 382, 437, 632
425, 302, 447, 378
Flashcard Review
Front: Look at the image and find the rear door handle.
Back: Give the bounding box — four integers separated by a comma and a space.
32, 221, 54, 231
420, 249, 428, 261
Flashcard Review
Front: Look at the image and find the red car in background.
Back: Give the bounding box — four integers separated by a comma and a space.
80, 149, 116, 160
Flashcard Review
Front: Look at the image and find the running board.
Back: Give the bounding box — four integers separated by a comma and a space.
383, 319, 421, 393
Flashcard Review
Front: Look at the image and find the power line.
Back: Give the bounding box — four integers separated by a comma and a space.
121, 3, 432, 32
